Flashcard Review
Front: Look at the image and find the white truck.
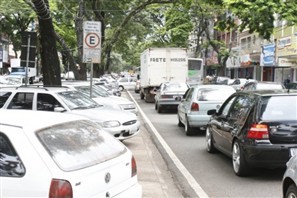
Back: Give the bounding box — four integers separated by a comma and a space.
140, 48, 188, 102
9, 59, 36, 84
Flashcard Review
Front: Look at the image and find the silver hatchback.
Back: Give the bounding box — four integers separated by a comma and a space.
177, 85, 236, 135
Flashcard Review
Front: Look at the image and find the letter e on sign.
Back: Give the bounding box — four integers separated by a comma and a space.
85, 33, 100, 48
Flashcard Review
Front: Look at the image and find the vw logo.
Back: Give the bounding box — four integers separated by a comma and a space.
105, 172, 111, 184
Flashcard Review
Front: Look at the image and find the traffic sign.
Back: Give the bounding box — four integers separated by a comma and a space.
83, 21, 101, 63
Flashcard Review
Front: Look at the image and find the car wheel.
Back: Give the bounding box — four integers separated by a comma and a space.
119, 86, 124, 91
285, 184, 297, 198
232, 140, 250, 176
185, 116, 194, 136
206, 127, 216, 153
177, 114, 183, 127
157, 105, 162, 113
155, 102, 158, 110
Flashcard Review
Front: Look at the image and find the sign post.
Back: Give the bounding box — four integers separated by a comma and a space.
83, 21, 101, 97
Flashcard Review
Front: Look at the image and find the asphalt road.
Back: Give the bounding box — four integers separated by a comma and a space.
129, 90, 285, 198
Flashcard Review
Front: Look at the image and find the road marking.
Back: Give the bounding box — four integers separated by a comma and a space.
127, 91, 209, 198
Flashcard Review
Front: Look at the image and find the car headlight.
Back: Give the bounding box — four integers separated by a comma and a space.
102, 120, 121, 128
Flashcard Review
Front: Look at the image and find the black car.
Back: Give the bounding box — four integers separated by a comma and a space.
206, 90, 297, 176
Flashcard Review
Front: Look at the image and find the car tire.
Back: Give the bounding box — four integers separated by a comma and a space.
177, 114, 183, 127
285, 184, 297, 198
157, 105, 162, 113
185, 116, 194, 136
206, 127, 217, 153
155, 102, 158, 110
232, 140, 250, 176
119, 86, 124, 91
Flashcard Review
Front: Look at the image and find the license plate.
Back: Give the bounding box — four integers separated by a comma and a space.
290, 148, 297, 157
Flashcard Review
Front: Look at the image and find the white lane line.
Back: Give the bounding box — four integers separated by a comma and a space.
127, 91, 209, 198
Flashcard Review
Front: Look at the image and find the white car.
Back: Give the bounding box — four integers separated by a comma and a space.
0, 86, 140, 141
62, 81, 138, 114
282, 155, 297, 198
117, 76, 137, 91
177, 85, 236, 135
0, 110, 142, 197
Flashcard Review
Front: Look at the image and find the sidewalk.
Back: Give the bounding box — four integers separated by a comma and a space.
124, 115, 184, 198
122, 92, 184, 198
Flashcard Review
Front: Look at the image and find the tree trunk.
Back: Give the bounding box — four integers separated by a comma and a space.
31, 0, 61, 86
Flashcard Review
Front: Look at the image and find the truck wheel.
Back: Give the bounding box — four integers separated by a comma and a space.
140, 92, 145, 100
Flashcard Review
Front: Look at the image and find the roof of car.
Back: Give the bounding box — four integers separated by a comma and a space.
193, 84, 235, 89
0, 85, 74, 93
240, 89, 297, 96
0, 110, 88, 130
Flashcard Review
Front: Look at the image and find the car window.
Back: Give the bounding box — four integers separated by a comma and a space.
228, 95, 253, 124
197, 88, 235, 101
58, 90, 98, 110
119, 78, 128, 82
0, 91, 12, 108
260, 96, 297, 120
184, 88, 194, 101
37, 93, 63, 111
0, 132, 25, 177
220, 96, 236, 117
256, 84, 283, 90
8, 92, 33, 110
163, 83, 188, 92
36, 120, 126, 171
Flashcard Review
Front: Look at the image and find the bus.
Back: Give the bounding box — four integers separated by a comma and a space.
187, 58, 204, 85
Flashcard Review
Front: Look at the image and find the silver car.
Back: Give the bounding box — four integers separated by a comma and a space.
62, 81, 138, 114
155, 82, 189, 113
177, 85, 236, 135
282, 155, 297, 198
0, 86, 140, 141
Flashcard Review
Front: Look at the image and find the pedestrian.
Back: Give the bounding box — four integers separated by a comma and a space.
284, 76, 291, 88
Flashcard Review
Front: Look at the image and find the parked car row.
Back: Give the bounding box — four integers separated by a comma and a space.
0, 78, 144, 197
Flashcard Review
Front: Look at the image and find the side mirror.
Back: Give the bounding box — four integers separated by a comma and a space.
207, 109, 217, 115
54, 107, 66, 112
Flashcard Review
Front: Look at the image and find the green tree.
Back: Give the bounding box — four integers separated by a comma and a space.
210, 0, 297, 40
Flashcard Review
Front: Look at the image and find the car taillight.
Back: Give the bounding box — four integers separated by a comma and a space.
131, 156, 137, 177
191, 102, 199, 111
247, 124, 269, 139
49, 179, 73, 198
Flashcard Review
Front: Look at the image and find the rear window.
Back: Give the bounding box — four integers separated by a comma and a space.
197, 87, 235, 101
163, 83, 188, 92
257, 84, 283, 90
260, 96, 297, 121
37, 120, 126, 171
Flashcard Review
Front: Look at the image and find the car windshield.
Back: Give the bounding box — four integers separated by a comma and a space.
57, 90, 100, 110
36, 120, 126, 171
163, 83, 188, 92
197, 88, 235, 101
75, 85, 110, 98
260, 96, 297, 121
